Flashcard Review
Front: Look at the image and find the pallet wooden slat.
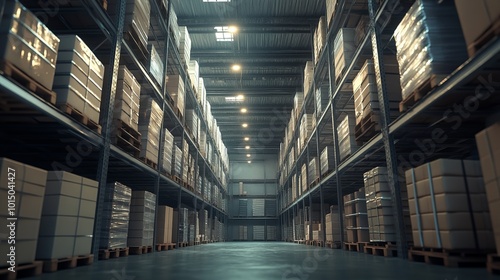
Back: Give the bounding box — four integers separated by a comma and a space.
0, 61, 57, 105
98, 248, 129, 260
0, 261, 43, 280
41, 254, 93, 273
58, 103, 102, 134
399, 74, 447, 112
129, 246, 153, 255
408, 247, 490, 268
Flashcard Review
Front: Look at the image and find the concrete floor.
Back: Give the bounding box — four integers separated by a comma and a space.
26, 242, 498, 280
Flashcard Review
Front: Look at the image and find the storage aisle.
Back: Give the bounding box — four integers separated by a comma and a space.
24, 243, 496, 280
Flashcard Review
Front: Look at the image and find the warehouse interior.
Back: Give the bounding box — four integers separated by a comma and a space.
0, 0, 500, 279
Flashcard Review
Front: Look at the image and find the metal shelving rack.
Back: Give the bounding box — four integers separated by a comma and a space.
277, 0, 500, 258
0, 0, 230, 258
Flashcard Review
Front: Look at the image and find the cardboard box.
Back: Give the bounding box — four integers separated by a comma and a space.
73, 236, 92, 256
36, 236, 74, 259
38, 216, 78, 236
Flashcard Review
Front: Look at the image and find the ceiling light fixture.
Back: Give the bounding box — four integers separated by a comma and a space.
247, 161, 252, 164
246, 154, 251, 158
228, 26, 238, 33
244, 137, 249, 141
245, 146, 250, 149
240, 108, 247, 113
242, 123, 248, 128
231, 64, 241, 71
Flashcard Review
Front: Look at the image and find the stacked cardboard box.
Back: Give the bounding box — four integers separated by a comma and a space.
476, 122, 500, 254
303, 61, 314, 98
188, 60, 199, 91
239, 226, 248, 240
314, 16, 327, 65
254, 226, 265, 241
167, 75, 185, 117
252, 199, 265, 216
173, 208, 189, 243
394, 0, 467, 100
326, 0, 338, 28
55, 35, 104, 124
294, 92, 304, 118
162, 128, 174, 175
172, 145, 182, 177
320, 146, 335, 176
147, 44, 164, 87
334, 28, 356, 82
405, 159, 494, 250
292, 173, 297, 201
300, 114, 314, 151
364, 167, 411, 242
198, 78, 207, 113
138, 96, 163, 164
325, 206, 342, 242
128, 191, 156, 247
199, 128, 207, 158
169, 6, 180, 49
315, 87, 329, 118
352, 59, 401, 129
114, 66, 141, 131
455, 0, 500, 57
354, 16, 370, 47
344, 188, 370, 243
179, 27, 191, 66
338, 113, 357, 161
156, 206, 174, 244
0, 0, 59, 90
188, 211, 199, 243
199, 210, 209, 241
109, 0, 150, 51
305, 222, 321, 241
0, 158, 47, 265
37, 171, 98, 259
267, 226, 277, 240
185, 109, 200, 142
308, 158, 319, 187
196, 175, 203, 194
173, 137, 189, 182
301, 163, 308, 193
100, 182, 132, 249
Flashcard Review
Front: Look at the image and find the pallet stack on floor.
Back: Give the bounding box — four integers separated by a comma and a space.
138, 96, 164, 168
100, 182, 132, 259
128, 191, 156, 255
476, 122, 500, 273
155, 206, 175, 251
325, 206, 342, 248
343, 188, 370, 251
405, 159, 495, 266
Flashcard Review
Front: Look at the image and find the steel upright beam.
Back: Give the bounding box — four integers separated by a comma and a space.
91, 0, 126, 259
177, 186, 182, 248
368, 0, 407, 258
327, 38, 345, 245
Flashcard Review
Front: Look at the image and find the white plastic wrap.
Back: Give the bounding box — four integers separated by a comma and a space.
148, 44, 164, 87
101, 182, 132, 249
138, 96, 164, 164
394, 0, 467, 100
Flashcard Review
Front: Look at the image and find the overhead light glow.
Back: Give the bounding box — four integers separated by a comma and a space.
242, 123, 248, 128
246, 154, 251, 158
231, 64, 241, 71
244, 137, 250, 141
228, 26, 238, 33
245, 146, 250, 149
248, 161, 252, 164
225, 94, 244, 102
240, 108, 247, 113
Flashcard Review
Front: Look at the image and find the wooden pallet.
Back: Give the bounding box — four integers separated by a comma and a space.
355, 113, 381, 144
468, 18, 500, 57
156, 243, 176, 251
140, 157, 158, 170
326, 241, 342, 249
408, 247, 491, 267
59, 104, 102, 134
41, 254, 93, 273
178, 242, 189, 248
313, 240, 324, 247
344, 242, 369, 252
487, 254, 500, 274
172, 175, 183, 185
309, 178, 320, 188
0, 261, 43, 280
364, 243, 397, 257
98, 247, 129, 260
399, 74, 447, 112
0, 61, 57, 105
123, 27, 148, 64
129, 246, 153, 255
111, 120, 141, 157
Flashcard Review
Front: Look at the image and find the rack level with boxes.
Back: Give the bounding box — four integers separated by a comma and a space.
0, 0, 229, 266
278, 0, 500, 264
